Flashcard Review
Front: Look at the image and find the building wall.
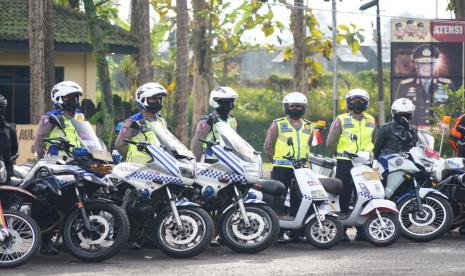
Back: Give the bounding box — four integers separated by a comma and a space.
0, 51, 97, 103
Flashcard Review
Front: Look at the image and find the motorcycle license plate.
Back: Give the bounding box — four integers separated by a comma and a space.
362, 171, 382, 180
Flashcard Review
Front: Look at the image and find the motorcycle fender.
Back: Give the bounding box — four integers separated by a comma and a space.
221, 199, 267, 215
175, 200, 200, 207
419, 188, 448, 200
360, 199, 398, 216
0, 185, 36, 201
304, 209, 338, 225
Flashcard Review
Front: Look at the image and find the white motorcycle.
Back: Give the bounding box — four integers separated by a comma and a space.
372, 130, 453, 242
105, 120, 214, 258
194, 121, 280, 253
327, 151, 401, 246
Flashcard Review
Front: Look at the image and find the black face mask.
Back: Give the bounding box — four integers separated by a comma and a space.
348, 102, 367, 113
216, 99, 235, 119
288, 109, 305, 119
146, 102, 163, 114
62, 96, 80, 112
394, 114, 412, 129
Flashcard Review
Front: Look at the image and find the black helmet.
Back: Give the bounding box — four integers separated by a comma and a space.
0, 94, 7, 108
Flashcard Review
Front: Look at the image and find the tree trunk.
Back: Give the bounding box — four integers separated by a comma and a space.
131, 0, 153, 86
291, 0, 307, 94
29, 0, 55, 124
83, 0, 114, 145
174, 0, 190, 144
191, 0, 213, 132
451, 0, 465, 19
222, 57, 229, 84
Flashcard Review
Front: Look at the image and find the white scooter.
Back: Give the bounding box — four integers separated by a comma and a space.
327, 151, 401, 246
271, 137, 343, 249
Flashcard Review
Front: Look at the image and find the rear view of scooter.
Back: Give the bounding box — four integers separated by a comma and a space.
278, 137, 343, 249
327, 151, 401, 246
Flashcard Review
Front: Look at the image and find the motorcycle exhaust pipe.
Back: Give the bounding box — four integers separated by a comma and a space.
455, 173, 465, 187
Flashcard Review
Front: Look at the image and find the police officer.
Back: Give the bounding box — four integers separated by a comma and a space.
326, 88, 376, 241
449, 114, 465, 158
34, 81, 84, 160
374, 98, 417, 159
263, 92, 312, 218
115, 82, 167, 163
395, 44, 454, 125
191, 87, 238, 161
0, 94, 18, 184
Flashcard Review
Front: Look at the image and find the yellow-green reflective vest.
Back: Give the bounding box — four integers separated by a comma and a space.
47, 112, 82, 159
272, 117, 312, 168
126, 117, 166, 164
336, 113, 375, 160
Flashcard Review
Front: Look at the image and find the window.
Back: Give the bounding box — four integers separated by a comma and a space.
0, 66, 64, 124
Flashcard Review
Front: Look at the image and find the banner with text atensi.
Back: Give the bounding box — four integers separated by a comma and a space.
391, 19, 465, 126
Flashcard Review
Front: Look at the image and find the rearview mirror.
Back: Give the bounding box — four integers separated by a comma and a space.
49, 115, 66, 136
287, 137, 293, 146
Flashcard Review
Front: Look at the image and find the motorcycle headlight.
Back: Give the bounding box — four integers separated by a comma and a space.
359, 183, 369, 194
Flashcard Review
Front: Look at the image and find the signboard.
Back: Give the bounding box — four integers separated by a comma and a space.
391, 19, 465, 126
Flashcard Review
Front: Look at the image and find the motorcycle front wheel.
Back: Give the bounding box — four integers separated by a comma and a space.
62, 202, 130, 262
305, 216, 342, 249
398, 194, 452, 242
220, 204, 279, 254
155, 206, 214, 258
364, 212, 400, 247
0, 210, 40, 268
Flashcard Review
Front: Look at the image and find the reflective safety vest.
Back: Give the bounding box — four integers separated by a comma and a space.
126, 113, 166, 164
449, 114, 465, 154
46, 110, 83, 159
336, 113, 375, 160
203, 114, 237, 157
272, 117, 312, 168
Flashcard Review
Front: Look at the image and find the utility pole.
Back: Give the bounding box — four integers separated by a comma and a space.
332, 0, 338, 119
360, 0, 385, 125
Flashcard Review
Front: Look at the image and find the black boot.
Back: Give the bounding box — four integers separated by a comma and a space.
41, 238, 59, 255
126, 241, 143, 250
354, 227, 366, 241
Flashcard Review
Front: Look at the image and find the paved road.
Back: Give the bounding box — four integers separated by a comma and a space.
6, 232, 465, 276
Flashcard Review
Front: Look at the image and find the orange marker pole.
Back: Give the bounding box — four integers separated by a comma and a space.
439, 116, 451, 156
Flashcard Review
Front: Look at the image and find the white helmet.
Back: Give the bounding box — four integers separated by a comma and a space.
346, 88, 369, 111
282, 92, 308, 105
135, 82, 167, 111
51, 81, 83, 106
391, 98, 415, 118
209, 87, 239, 109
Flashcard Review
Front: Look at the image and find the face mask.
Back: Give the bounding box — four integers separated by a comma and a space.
394, 114, 411, 128
62, 96, 80, 112
216, 100, 235, 119
288, 109, 304, 119
146, 102, 163, 114
348, 101, 367, 112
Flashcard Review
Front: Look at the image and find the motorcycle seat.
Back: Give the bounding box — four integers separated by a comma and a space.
255, 179, 286, 196
319, 177, 343, 195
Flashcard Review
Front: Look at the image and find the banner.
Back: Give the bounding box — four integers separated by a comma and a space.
391, 19, 465, 126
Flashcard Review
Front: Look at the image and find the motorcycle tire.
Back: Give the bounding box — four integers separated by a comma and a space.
398, 194, 452, 242
62, 202, 129, 262
155, 206, 214, 258
0, 210, 41, 268
364, 212, 401, 247
305, 216, 342, 249
220, 204, 279, 254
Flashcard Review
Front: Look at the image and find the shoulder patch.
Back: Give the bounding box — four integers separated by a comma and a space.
45, 109, 61, 116
400, 78, 414, 85
129, 112, 143, 121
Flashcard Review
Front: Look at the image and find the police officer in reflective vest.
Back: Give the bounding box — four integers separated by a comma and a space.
326, 88, 376, 241
34, 81, 86, 255
35, 81, 85, 160
191, 87, 238, 161
115, 82, 167, 163
264, 92, 312, 218
450, 114, 465, 158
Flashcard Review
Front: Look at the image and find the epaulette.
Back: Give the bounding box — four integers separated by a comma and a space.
273, 117, 286, 123
438, 77, 451, 84
303, 119, 312, 125
400, 78, 414, 84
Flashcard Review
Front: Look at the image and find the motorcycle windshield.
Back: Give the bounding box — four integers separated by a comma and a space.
417, 129, 435, 151
150, 121, 195, 159
70, 119, 112, 161
215, 121, 257, 163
